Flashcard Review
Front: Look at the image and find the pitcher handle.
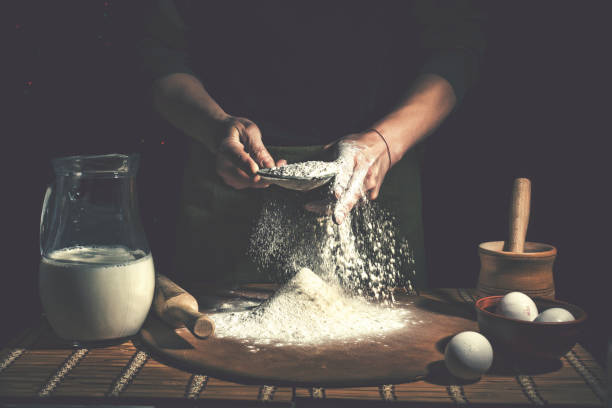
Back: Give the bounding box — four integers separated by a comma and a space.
40, 184, 53, 256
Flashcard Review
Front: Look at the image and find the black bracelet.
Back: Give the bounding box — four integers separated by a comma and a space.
366, 128, 392, 170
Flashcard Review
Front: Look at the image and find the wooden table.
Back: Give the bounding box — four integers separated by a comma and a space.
0, 289, 606, 407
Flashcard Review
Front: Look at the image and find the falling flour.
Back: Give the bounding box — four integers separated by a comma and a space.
249, 197, 415, 302
211, 160, 417, 346
212, 267, 411, 346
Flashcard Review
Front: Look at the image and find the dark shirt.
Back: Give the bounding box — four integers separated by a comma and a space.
140, 0, 486, 145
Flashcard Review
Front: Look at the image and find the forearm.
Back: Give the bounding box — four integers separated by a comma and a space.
152, 73, 229, 153
370, 73, 457, 165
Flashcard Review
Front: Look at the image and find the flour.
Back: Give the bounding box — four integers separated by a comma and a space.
212, 268, 411, 346
319, 204, 414, 302
249, 197, 415, 302
213, 160, 416, 346
262, 161, 338, 179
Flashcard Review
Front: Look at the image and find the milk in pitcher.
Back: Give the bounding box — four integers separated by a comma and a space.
39, 245, 155, 341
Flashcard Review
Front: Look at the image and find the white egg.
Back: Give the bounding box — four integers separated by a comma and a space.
444, 331, 493, 380
496, 291, 538, 321
534, 307, 575, 323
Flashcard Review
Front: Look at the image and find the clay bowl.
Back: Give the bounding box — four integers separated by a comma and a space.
475, 295, 587, 360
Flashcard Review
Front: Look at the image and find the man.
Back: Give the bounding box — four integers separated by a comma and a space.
140, 0, 485, 289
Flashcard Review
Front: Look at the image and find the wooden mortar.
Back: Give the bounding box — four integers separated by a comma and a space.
476, 178, 557, 299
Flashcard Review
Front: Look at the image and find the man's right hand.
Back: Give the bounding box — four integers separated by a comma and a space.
151, 74, 285, 189
215, 116, 286, 189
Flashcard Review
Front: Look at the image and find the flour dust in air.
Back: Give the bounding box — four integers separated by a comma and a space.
249, 196, 416, 302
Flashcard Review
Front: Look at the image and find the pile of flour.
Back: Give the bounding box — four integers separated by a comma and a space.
262, 161, 338, 179
212, 268, 410, 346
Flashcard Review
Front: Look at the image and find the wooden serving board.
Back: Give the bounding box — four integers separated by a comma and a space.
139, 287, 479, 387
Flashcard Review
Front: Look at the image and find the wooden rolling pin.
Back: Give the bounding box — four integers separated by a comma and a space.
504, 178, 531, 252
153, 274, 215, 339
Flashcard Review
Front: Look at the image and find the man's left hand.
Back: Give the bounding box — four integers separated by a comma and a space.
305, 130, 391, 224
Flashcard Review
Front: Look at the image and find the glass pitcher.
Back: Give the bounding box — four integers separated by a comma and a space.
39, 154, 155, 341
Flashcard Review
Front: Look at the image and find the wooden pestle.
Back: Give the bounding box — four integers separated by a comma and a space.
505, 178, 531, 252
478, 177, 556, 298
153, 274, 215, 339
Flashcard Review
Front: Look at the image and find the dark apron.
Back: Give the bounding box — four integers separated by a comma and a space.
171, 140, 426, 291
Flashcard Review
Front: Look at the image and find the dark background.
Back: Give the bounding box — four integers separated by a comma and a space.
4, 1, 610, 364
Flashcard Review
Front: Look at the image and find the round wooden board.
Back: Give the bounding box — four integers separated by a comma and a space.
139, 291, 477, 387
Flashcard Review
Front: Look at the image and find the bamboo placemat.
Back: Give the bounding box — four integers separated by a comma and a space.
0, 289, 606, 407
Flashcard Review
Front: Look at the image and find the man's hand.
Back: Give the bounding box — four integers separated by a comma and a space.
305, 130, 391, 224
216, 117, 286, 189
150, 74, 285, 190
